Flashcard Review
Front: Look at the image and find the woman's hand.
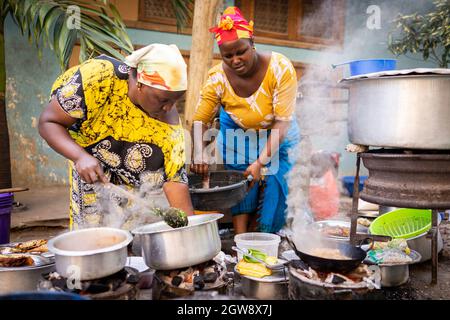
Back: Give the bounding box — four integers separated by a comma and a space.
190, 162, 209, 176
74, 152, 108, 184
244, 160, 263, 188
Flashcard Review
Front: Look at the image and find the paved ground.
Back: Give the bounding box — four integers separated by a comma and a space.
6, 186, 450, 300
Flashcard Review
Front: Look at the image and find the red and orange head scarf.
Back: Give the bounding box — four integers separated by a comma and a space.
209, 7, 254, 46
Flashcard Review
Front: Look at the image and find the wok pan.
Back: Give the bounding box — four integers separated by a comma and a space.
286, 236, 369, 274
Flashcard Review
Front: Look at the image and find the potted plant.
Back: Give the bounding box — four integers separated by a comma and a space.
387, 0, 450, 68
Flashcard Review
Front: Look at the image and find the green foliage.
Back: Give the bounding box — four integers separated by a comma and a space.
388, 0, 450, 68
171, 0, 194, 32
3, 0, 134, 71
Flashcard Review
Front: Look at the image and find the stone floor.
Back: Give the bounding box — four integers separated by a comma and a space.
6, 186, 450, 300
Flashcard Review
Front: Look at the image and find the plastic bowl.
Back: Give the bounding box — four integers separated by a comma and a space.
234, 232, 280, 261
333, 59, 396, 76
342, 176, 367, 197
369, 208, 432, 239
349, 59, 396, 76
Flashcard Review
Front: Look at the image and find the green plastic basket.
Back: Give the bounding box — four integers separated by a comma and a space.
369, 208, 432, 239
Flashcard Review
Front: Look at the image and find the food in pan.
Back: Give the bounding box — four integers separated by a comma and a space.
0, 239, 48, 255
310, 248, 351, 260
0, 254, 34, 267
320, 226, 350, 238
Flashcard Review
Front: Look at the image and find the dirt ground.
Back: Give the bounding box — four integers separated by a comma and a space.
6, 186, 450, 300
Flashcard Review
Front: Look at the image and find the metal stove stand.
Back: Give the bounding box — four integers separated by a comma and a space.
349, 152, 442, 284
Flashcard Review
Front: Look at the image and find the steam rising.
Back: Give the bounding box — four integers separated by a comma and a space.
94, 182, 169, 230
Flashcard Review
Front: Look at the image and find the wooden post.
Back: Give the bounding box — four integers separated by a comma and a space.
184, 0, 222, 130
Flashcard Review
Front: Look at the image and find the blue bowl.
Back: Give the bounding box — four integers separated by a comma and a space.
342, 176, 368, 196
333, 59, 396, 76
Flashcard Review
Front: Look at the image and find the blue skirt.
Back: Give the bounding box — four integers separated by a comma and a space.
216, 109, 300, 233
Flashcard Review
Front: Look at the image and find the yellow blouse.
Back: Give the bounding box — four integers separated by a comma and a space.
50, 55, 186, 184
193, 52, 297, 129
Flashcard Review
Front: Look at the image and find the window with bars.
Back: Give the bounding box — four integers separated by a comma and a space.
133, 0, 344, 49
235, 0, 345, 49
138, 0, 193, 31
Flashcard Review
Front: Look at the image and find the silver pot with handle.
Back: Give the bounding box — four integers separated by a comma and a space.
47, 227, 133, 280
132, 213, 223, 270
0, 255, 55, 294
342, 69, 450, 149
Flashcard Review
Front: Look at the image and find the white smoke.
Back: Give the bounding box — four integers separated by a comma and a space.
94, 182, 169, 231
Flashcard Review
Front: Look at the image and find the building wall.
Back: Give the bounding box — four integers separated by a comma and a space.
4, 0, 438, 187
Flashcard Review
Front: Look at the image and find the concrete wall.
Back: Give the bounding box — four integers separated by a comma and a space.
4, 0, 438, 187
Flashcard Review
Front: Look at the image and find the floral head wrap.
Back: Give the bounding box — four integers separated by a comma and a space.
124, 44, 187, 91
209, 7, 254, 45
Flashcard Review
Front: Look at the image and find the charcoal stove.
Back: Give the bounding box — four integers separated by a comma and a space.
288, 262, 382, 300
152, 259, 233, 300
38, 267, 141, 300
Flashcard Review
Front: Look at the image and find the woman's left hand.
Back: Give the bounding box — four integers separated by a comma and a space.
244, 160, 263, 188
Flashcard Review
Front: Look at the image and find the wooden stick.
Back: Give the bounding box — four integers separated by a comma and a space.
0, 187, 29, 194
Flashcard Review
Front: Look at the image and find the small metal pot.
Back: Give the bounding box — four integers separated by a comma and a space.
132, 214, 223, 270
238, 268, 289, 300
379, 264, 410, 287
48, 227, 133, 280
0, 256, 55, 294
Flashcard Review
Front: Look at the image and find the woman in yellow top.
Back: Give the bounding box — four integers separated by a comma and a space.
191, 7, 300, 234
39, 44, 194, 229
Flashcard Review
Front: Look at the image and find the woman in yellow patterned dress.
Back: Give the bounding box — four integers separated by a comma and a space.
191, 7, 300, 234
39, 44, 194, 229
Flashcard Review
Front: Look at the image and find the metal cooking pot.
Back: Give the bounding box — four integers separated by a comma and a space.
342, 70, 450, 149
48, 227, 133, 280
132, 213, 223, 270
0, 255, 55, 294
375, 250, 421, 287
407, 230, 443, 262
238, 269, 288, 300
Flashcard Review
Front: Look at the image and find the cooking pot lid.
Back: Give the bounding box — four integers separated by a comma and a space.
340, 68, 450, 82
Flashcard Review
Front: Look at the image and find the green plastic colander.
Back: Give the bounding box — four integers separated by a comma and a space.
369, 208, 432, 239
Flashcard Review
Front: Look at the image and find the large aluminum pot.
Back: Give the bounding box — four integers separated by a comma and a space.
132, 213, 223, 270
48, 227, 133, 280
0, 256, 55, 294
342, 69, 450, 149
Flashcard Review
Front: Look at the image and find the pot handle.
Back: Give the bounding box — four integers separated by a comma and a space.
331, 61, 351, 69
358, 237, 375, 251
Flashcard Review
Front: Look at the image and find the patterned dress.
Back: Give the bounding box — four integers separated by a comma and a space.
50, 55, 187, 229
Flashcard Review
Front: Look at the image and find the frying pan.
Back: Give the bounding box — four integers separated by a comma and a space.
286, 236, 370, 274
